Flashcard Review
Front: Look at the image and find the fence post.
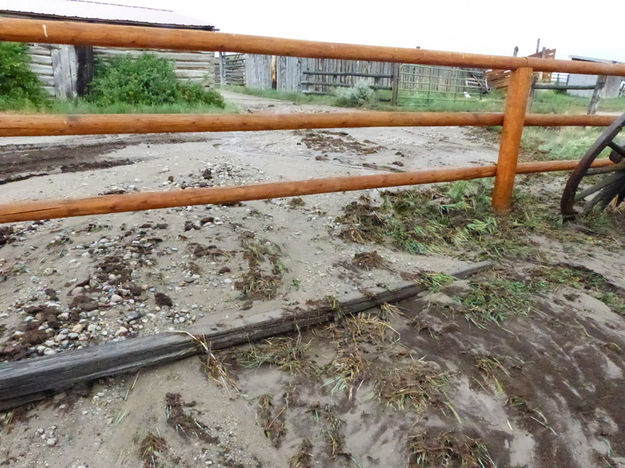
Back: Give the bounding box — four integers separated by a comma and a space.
587, 75, 607, 115
391, 63, 400, 106
492, 66, 533, 213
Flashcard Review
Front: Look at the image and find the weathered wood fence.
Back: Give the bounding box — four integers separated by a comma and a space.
0, 17, 624, 220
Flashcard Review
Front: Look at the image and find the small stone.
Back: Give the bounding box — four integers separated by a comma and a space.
110, 294, 123, 304
70, 287, 84, 296
46, 437, 57, 447
115, 327, 128, 337
43, 268, 55, 276
72, 323, 85, 333
44, 348, 56, 356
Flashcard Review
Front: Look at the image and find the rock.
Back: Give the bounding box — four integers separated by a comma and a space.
46, 437, 57, 447
110, 294, 123, 304
72, 323, 85, 333
70, 287, 84, 297
43, 268, 55, 276
115, 327, 128, 337
154, 292, 173, 307
43, 348, 56, 356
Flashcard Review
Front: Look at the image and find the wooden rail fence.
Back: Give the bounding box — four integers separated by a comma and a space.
0, 17, 624, 220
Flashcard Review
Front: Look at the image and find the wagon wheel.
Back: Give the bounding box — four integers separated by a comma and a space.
561, 112, 625, 219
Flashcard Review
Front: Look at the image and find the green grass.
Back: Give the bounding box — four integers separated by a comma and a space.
336, 179, 624, 262
47, 99, 237, 114
521, 126, 610, 161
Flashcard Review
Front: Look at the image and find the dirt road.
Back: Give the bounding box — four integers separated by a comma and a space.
1, 92, 625, 467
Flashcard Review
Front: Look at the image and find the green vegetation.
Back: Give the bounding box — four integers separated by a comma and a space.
86, 54, 225, 109
335, 79, 374, 107
521, 126, 609, 161
0, 49, 228, 114
0, 42, 48, 111
336, 179, 623, 262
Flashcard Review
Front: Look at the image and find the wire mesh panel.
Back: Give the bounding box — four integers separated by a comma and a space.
398, 64, 488, 104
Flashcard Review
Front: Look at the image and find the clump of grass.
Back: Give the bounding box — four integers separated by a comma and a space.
375, 357, 451, 411
235, 233, 285, 300
473, 355, 512, 394
408, 431, 495, 467
237, 335, 316, 376
289, 439, 313, 468
256, 394, 287, 447
307, 405, 350, 460
352, 250, 387, 270
418, 272, 455, 293
164, 393, 218, 443
139, 432, 168, 468
521, 126, 608, 161
335, 180, 624, 262
461, 277, 534, 327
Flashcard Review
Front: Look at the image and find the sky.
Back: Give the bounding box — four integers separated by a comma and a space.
116, 0, 623, 63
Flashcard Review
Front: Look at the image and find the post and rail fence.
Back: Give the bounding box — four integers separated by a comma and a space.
0, 17, 624, 223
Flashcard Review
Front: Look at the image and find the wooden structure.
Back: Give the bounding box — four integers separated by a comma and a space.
0, 2, 218, 98
0, 262, 493, 410
0, 17, 624, 219
218, 53, 246, 85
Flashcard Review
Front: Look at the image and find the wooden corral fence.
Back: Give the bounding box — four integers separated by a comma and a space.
217, 52, 245, 85
0, 17, 624, 220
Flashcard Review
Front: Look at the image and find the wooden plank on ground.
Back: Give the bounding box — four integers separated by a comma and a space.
0, 262, 492, 410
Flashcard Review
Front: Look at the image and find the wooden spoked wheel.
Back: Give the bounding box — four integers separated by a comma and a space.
561, 112, 625, 219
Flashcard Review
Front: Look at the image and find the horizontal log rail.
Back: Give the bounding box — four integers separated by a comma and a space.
0, 159, 613, 224
2, 18, 625, 76
0, 112, 617, 137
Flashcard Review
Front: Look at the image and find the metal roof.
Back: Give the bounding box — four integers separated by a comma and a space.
569, 55, 621, 64
0, 0, 216, 30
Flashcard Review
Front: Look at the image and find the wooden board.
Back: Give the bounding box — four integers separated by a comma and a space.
0, 262, 492, 410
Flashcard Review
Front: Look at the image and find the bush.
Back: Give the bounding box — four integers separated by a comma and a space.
0, 42, 48, 110
335, 79, 374, 107
87, 54, 224, 108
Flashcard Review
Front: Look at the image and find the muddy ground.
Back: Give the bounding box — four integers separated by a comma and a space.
1, 91, 625, 467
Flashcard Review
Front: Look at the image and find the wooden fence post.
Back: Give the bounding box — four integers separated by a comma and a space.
391, 63, 400, 106
587, 75, 607, 115
492, 66, 533, 213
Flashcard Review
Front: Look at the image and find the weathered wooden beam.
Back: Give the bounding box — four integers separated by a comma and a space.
0, 159, 614, 225
0, 262, 493, 411
0, 112, 616, 138
2, 18, 625, 75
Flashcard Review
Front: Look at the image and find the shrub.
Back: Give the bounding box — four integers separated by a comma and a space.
335, 79, 374, 107
0, 42, 48, 110
178, 81, 225, 107
87, 53, 224, 108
